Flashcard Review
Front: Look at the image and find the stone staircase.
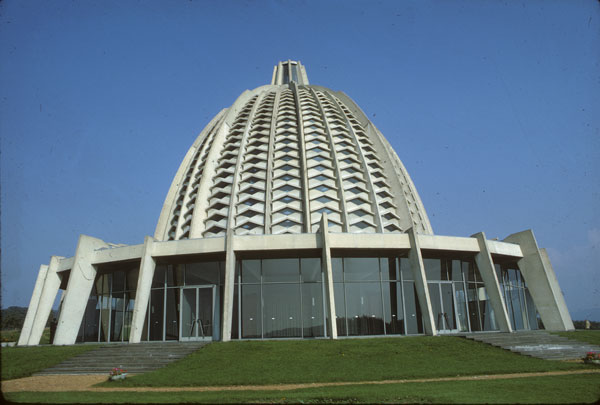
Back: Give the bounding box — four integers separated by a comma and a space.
464, 331, 600, 360
34, 341, 208, 375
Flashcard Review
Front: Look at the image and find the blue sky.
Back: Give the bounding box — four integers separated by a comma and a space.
1, 0, 599, 320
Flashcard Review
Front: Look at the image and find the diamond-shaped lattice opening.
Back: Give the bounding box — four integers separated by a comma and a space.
339, 150, 352, 156
280, 184, 296, 192
282, 155, 294, 162
239, 210, 261, 218
242, 223, 261, 231
282, 195, 295, 203
342, 158, 355, 164
207, 213, 226, 222
378, 190, 392, 198
316, 207, 333, 214
348, 187, 362, 195
280, 164, 295, 171
310, 139, 321, 145
311, 147, 326, 154
380, 201, 393, 209
282, 146, 294, 153
316, 185, 330, 192
348, 197, 367, 206
343, 167, 359, 174
281, 174, 295, 181
313, 165, 328, 172
281, 208, 298, 216
312, 156, 326, 162
246, 176, 262, 184
281, 138, 293, 145
346, 177, 361, 184
385, 224, 402, 232
314, 174, 330, 182
204, 225, 225, 235
281, 219, 299, 228
316, 196, 334, 204
244, 198, 261, 206
353, 221, 372, 230
352, 209, 370, 217
212, 191, 229, 200
383, 213, 397, 220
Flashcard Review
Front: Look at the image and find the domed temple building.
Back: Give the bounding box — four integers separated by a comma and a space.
19, 61, 573, 346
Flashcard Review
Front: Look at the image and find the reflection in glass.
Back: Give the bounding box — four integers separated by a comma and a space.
332, 258, 343, 282
242, 260, 261, 283
345, 282, 384, 335
301, 258, 321, 282
263, 284, 301, 337
334, 283, 346, 335
454, 283, 469, 332
344, 258, 380, 281
242, 285, 261, 338
149, 289, 164, 340
165, 288, 180, 340
302, 283, 324, 337
382, 282, 404, 334
404, 282, 423, 334
263, 259, 299, 283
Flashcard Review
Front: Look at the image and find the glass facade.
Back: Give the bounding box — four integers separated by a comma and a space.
495, 262, 542, 330
232, 257, 326, 339
75, 253, 540, 343
77, 264, 139, 342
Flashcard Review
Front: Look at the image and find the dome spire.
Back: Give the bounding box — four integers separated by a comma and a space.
271, 60, 309, 85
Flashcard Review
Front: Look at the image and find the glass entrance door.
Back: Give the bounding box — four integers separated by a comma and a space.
180, 286, 214, 341
428, 282, 460, 333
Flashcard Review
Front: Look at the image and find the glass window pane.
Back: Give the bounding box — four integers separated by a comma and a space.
291, 64, 299, 82
152, 265, 166, 288
424, 259, 441, 280
165, 288, 180, 340
112, 271, 125, 292
382, 282, 404, 334
263, 284, 301, 337
99, 294, 110, 342
231, 284, 239, 339
241, 285, 262, 338
381, 257, 399, 281
428, 284, 442, 330
334, 283, 346, 336
467, 282, 482, 331
262, 258, 299, 283
525, 289, 539, 330
149, 289, 164, 341
452, 260, 462, 281
301, 258, 321, 282
83, 294, 99, 342
344, 257, 380, 281
242, 260, 261, 283
454, 282, 469, 332
302, 283, 324, 337
111, 292, 125, 341
332, 258, 343, 282
400, 258, 413, 280
126, 269, 139, 291
186, 262, 219, 285
167, 264, 184, 287
481, 287, 498, 331
345, 282, 384, 335
403, 281, 423, 334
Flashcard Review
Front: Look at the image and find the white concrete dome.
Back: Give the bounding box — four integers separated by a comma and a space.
155, 60, 432, 241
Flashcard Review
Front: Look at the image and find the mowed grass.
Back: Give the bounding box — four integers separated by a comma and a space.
1, 344, 99, 380
7, 374, 600, 404
103, 336, 590, 387
553, 330, 600, 347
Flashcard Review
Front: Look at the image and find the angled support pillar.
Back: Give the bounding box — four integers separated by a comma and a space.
503, 230, 574, 331
129, 236, 156, 343
28, 257, 63, 345
18, 264, 49, 346
221, 228, 236, 341
54, 235, 108, 345
320, 213, 338, 339
472, 232, 513, 332
407, 228, 437, 336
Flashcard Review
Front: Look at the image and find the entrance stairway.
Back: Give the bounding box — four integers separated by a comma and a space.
464, 331, 600, 360
34, 341, 208, 375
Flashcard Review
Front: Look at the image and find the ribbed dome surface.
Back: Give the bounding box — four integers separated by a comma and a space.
155, 61, 432, 241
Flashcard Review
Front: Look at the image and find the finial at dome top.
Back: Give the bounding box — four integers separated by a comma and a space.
271, 60, 309, 85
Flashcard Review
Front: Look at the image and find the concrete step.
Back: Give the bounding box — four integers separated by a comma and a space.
34, 341, 209, 375
464, 331, 600, 361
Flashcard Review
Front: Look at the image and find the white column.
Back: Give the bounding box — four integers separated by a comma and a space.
221, 228, 236, 341
504, 229, 574, 331
54, 235, 108, 345
407, 228, 437, 336
28, 257, 63, 345
18, 265, 49, 346
472, 232, 513, 332
129, 236, 156, 343
320, 213, 338, 339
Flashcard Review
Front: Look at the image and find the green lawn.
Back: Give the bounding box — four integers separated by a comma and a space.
1, 327, 51, 344
1, 344, 99, 380
99, 337, 590, 388
553, 330, 600, 347
6, 374, 600, 404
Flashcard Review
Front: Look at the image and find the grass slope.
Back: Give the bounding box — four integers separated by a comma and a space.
553, 330, 600, 347
107, 337, 589, 387
6, 374, 600, 404
1, 344, 99, 380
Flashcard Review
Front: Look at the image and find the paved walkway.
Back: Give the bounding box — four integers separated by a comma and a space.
2, 369, 599, 393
